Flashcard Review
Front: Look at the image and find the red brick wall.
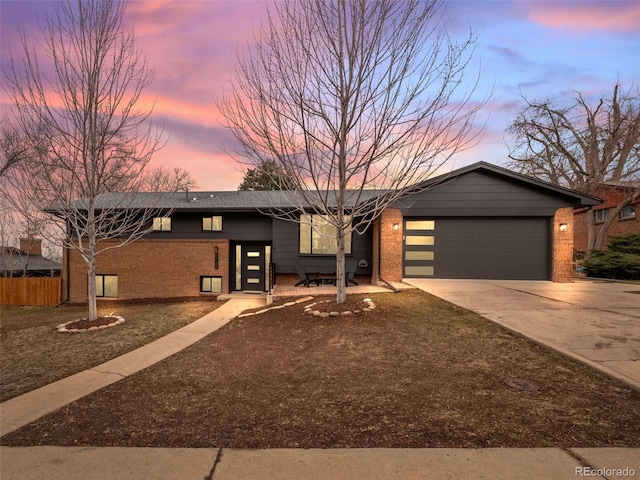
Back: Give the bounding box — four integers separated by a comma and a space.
19, 238, 42, 256
65, 239, 230, 303
573, 209, 590, 252
574, 209, 639, 252
377, 209, 403, 282
574, 188, 640, 252
552, 207, 574, 283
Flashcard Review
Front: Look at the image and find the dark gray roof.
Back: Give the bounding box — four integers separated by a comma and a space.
0, 249, 62, 273
54, 162, 602, 212
75, 189, 387, 212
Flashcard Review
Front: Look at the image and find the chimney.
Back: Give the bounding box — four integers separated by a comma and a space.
20, 238, 42, 256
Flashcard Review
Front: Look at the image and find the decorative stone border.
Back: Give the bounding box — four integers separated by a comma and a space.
237, 296, 376, 319
57, 315, 125, 333
304, 297, 376, 318
237, 296, 315, 318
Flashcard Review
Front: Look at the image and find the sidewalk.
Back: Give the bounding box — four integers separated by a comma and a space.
1, 446, 638, 479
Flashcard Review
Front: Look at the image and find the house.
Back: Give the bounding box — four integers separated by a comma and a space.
0, 238, 62, 277
574, 182, 639, 252
60, 162, 601, 303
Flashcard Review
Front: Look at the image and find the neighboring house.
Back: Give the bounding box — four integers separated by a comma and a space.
59, 162, 600, 303
574, 183, 639, 253
0, 238, 62, 277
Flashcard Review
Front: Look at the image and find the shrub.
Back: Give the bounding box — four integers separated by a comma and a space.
607, 232, 640, 255
583, 233, 640, 280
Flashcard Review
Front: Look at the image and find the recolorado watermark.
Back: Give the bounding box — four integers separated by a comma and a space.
576, 466, 636, 477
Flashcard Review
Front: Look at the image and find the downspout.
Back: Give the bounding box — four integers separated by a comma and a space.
55, 217, 71, 307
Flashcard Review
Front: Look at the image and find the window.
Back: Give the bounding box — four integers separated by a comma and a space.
299, 214, 352, 255
200, 276, 222, 293
96, 275, 118, 298
152, 217, 171, 231
619, 204, 636, 220
594, 209, 608, 224
202, 216, 223, 231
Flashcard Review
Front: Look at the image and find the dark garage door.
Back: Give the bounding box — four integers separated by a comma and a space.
403, 218, 551, 280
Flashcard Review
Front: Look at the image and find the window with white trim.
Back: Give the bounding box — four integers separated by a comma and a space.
619, 204, 636, 220
299, 214, 352, 255
594, 209, 608, 224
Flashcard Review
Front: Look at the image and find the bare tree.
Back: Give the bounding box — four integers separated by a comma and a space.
221, 0, 485, 303
506, 83, 640, 251
4, 0, 166, 320
0, 121, 32, 178
143, 165, 199, 192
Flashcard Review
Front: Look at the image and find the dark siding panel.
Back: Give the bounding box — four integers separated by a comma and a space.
396, 170, 570, 217
272, 218, 373, 275
429, 218, 550, 280
145, 212, 272, 241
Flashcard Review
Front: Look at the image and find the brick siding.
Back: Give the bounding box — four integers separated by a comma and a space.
65, 239, 230, 303
574, 187, 640, 252
376, 209, 404, 282
552, 207, 574, 282
574, 209, 639, 252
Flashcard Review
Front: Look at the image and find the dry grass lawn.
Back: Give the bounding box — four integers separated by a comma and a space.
1, 290, 638, 449
0, 299, 221, 402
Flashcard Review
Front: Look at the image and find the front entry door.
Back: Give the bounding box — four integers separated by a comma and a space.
242, 246, 266, 291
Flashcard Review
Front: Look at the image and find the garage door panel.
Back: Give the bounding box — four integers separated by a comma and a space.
404, 218, 550, 280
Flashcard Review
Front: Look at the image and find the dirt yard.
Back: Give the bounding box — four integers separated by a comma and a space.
1, 290, 638, 448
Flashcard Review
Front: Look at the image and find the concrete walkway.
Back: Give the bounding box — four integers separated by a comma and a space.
405, 278, 640, 391
2, 282, 639, 479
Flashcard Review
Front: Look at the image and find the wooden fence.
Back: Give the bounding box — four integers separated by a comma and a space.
0, 277, 62, 306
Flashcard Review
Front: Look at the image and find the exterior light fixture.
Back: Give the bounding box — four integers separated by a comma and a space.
559, 223, 568, 232
392, 223, 400, 231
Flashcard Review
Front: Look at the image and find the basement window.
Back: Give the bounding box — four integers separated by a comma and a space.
96, 275, 118, 298
200, 276, 222, 293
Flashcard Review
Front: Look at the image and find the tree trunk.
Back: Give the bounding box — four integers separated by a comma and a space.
87, 237, 98, 321
87, 205, 98, 321
586, 210, 596, 251
335, 227, 346, 304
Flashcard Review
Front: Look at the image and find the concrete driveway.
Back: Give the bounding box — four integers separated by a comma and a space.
404, 279, 640, 391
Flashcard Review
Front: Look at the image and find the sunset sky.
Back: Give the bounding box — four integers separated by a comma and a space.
1, 0, 639, 191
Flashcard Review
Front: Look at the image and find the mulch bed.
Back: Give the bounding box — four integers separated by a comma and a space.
2, 290, 639, 449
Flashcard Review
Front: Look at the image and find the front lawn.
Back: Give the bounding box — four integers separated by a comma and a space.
2, 290, 638, 448
0, 299, 221, 402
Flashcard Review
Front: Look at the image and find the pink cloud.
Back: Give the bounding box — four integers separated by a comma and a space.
152, 141, 243, 191
522, 1, 640, 33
